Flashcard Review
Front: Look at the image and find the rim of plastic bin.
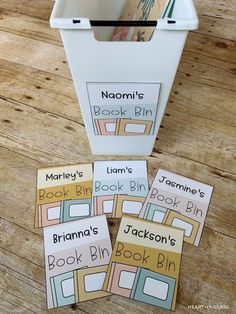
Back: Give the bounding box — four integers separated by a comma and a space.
50, 17, 198, 30
50, 0, 199, 31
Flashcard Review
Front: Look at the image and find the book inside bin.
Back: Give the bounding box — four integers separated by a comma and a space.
50, 0, 198, 155
53, 0, 176, 41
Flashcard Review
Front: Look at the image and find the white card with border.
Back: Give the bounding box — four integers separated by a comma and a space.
93, 160, 148, 218
139, 169, 213, 246
44, 215, 112, 309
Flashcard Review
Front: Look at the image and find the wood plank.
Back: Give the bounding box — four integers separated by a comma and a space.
107, 295, 198, 314
186, 32, 236, 64
0, 59, 82, 125
0, 218, 43, 265
0, 31, 70, 79
180, 228, 236, 314
170, 73, 236, 128
0, 97, 90, 164
0, 0, 53, 20
197, 15, 236, 41
178, 51, 236, 93
0, 248, 44, 291
0, 294, 34, 314
0, 269, 47, 313
0, 278, 89, 314
156, 109, 236, 173
0, 282, 195, 314
195, 0, 236, 21
0, 9, 61, 46
0, 146, 41, 168
0, 161, 42, 234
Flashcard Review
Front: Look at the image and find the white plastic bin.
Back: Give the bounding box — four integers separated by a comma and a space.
50, 0, 198, 155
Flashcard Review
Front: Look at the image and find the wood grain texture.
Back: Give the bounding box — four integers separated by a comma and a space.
0, 0, 235, 313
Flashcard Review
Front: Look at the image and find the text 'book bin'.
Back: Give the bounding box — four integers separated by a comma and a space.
50, 0, 198, 155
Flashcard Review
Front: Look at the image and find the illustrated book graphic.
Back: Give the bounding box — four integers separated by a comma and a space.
35, 164, 93, 227
139, 169, 213, 246
44, 215, 112, 309
103, 215, 184, 311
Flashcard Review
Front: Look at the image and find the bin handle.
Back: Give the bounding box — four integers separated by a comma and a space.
89, 20, 158, 27
70, 19, 198, 30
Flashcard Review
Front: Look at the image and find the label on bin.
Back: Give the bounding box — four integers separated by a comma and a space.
86, 82, 161, 136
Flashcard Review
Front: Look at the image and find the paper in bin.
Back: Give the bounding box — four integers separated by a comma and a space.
132, 0, 170, 41
111, 0, 172, 42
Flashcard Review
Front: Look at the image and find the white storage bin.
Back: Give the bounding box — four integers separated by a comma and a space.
50, 0, 198, 155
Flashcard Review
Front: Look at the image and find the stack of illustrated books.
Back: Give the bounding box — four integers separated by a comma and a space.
36, 160, 213, 311
111, 0, 176, 41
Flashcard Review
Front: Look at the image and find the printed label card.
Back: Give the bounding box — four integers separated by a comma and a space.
139, 169, 213, 246
35, 164, 93, 227
103, 215, 184, 311
87, 82, 161, 137
44, 215, 112, 309
93, 160, 148, 218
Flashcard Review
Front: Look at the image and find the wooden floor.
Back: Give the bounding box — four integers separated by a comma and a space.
0, 1, 235, 313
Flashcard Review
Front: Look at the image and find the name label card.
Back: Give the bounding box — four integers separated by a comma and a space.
35, 164, 93, 227
139, 169, 213, 246
87, 82, 161, 136
93, 160, 148, 218
44, 215, 112, 309
103, 215, 184, 311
